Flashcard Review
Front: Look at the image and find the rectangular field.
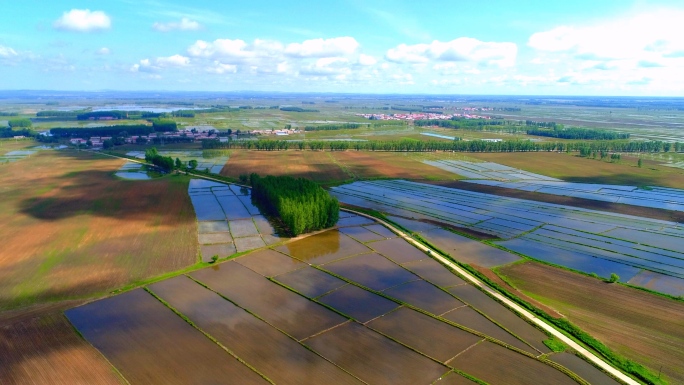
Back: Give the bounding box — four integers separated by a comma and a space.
191, 261, 347, 340
65, 289, 267, 385
322, 252, 420, 291
148, 275, 362, 385
304, 321, 450, 385
275, 230, 371, 265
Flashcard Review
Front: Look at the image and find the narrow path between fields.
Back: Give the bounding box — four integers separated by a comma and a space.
343, 208, 640, 385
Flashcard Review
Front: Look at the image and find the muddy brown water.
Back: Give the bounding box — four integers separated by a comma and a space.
368, 237, 429, 264
191, 261, 347, 340
235, 249, 306, 277
275, 230, 371, 265
65, 289, 267, 385
363, 224, 397, 238
339, 226, 387, 243
422, 227, 521, 267
549, 353, 621, 385
305, 322, 450, 385
322, 252, 421, 291
441, 306, 533, 353
449, 341, 578, 385
316, 284, 401, 323
367, 307, 483, 363
401, 258, 467, 288
273, 266, 348, 298
435, 371, 480, 384
148, 276, 363, 385
382, 280, 465, 315
448, 284, 550, 354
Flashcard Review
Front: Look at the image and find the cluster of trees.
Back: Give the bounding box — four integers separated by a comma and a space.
304, 123, 363, 131
0, 127, 34, 138
150, 119, 177, 131
527, 127, 629, 140
51, 124, 155, 137
279, 107, 319, 112
202, 138, 683, 154
0, 112, 18, 116
36, 110, 85, 118
144, 148, 175, 171
249, 173, 339, 236
524, 120, 558, 128
76, 111, 132, 120
414, 118, 525, 133
8, 118, 32, 128
578, 147, 623, 161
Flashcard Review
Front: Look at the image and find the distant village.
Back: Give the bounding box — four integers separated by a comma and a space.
356, 111, 493, 121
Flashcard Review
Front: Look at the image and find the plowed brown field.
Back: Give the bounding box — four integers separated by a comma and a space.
498, 261, 684, 384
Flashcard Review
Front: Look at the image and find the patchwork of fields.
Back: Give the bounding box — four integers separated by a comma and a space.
66, 217, 617, 385
188, 179, 284, 261
331, 180, 684, 296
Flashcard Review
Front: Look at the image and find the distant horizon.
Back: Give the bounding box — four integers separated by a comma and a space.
1, 1, 684, 95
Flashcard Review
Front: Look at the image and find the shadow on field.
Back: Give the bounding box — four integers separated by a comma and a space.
18, 168, 195, 222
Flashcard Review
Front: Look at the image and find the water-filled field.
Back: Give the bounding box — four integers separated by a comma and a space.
188, 179, 282, 261
66, 223, 617, 385
331, 180, 684, 295
424, 160, 559, 181
467, 179, 684, 211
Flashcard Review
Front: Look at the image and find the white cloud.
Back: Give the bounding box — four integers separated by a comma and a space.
96, 47, 110, 55
528, 10, 684, 61
187, 39, 283, 63
386, 38, 517, 67
358, 54, 377, 66
156, 54, 190, 67
285, 37, 358, 58
206, 61, 237, 74
300, 57, 351, 76
153, 18, 202, 32
131, 55, 190, 72
0, 45, 18, 58
53, 9, 111, 32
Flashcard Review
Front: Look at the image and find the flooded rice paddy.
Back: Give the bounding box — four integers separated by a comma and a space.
468, 179, 684, 211
66, 221, 617, 384
332, 180, 684, 295
115, 161, 160, 180
188, 179, 284, 261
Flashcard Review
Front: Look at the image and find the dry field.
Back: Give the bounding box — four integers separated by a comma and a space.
221, 149, 459, 184
0, 150, 197, 311
0, 311, 124, 385
468, 152, 684, 189
497, 261, 684, 384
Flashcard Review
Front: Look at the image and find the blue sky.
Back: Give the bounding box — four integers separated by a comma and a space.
1, 0, 684, 95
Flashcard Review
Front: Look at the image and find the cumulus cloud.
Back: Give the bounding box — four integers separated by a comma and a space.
153, 18, 202, 32
206, 61, 237, 74
53, 9, 111, 32
0, 45, 18, 58
187, 39, 283, 62
300, 57, 351, 76
528, 10, 684, 61
386, 38, 517, 67
284, 37, 359, 58
358, 54, 377, 66
131, 55, 190, 72
96, 47, 110, 55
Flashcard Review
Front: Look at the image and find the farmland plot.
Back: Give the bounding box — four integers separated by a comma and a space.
66, 223, 597, 384
424, 160, 559, 181
127, 150, 229, 174
331, 180, 684, 295
187, 179, 284, 261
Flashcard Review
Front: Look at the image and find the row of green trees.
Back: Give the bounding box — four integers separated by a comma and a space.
527, 127, 630, 140
304, 123, 364, 131
51, 124, 155, 137
144, 148, 175, 171
150, 119, 177, 131
0, 127, 34, 138
249, 173, 339, 236
414, 118, 526, 133
280, 106, 319, 112
203, 138, 683, 153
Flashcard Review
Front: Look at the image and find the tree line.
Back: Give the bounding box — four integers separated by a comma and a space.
249, 173, 339, 236
527, 127, 629, 140
280, 107, 319, 112
202, 138, 683, 154
144, 148, 175, 171
51, 124, 156, 137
